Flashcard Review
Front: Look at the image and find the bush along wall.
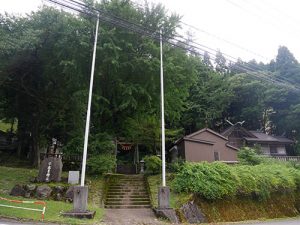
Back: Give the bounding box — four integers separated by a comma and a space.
172, 162, 300, 222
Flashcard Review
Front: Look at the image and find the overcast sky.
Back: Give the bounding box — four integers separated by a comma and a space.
1, 0, 300, 63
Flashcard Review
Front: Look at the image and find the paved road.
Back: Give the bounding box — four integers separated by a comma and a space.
0, 217, 300, 225
0, 218, 57, 225
236, 219, 300, 225
104, 209, 165, 225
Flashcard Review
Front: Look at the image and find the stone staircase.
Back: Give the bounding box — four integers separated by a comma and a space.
104, 174, 151, 209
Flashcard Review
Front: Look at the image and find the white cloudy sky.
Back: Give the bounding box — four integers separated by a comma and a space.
1, 0, 300, 63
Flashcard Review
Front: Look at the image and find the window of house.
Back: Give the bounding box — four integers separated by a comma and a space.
214, 151, 220, 161
270, 145, 278, 154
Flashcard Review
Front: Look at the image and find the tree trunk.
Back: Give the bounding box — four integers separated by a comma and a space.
31, 116, 40, 167
16, 118, 26, 158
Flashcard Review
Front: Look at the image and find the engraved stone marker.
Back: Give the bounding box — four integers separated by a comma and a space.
68, 171, 80, 184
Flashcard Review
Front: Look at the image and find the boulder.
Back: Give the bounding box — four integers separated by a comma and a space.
36, 185, 52, 199
25, 184, 36, 192
29, 177, 38, 183
180, 201, 206, 223
55, 193, 63, 201
24, 192, 31, 198
65, 186, 75, 202
10, 184, 25, 197
54, 186, 65, 194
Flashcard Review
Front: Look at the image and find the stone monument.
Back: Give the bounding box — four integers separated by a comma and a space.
68, 171, 80, 184
37, 138, 63, 182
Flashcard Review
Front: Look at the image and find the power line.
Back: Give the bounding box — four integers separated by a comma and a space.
131, 0, 270, 62
224, 0, 300, 38
43, 0, 300, 92
180, 21, 270, 62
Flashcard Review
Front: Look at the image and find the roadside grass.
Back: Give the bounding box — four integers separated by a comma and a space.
147, 174, 191, 208
0, 166, 104, 224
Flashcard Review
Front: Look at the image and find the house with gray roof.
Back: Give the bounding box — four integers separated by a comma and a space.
221, 124, 294, 156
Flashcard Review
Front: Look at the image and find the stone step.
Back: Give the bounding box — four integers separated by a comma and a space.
110, 180, 145, 183
108, 185, 146, 189
106, 197, 150, 201
104, 205, 151, 209
105, 175, 151, 209
105, 200, 150, 205
106, 195, 149, 199
109, 183, 146, 186
111, 178, 144, 181
108, 189, 147, 192
107, 193, 148, 197
107, 189, 148, 193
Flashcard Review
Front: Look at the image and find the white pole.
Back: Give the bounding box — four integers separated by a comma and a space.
81, 15, 100, 187
160, 29, 166, 187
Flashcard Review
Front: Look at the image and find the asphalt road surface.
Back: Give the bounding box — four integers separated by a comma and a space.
0, 218, 300, 225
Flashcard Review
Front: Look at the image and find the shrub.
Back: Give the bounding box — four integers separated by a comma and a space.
167, 158, 185, 173
237, 147, 262, 165
144, 155, 162, 175
173, 162, 300, 200
87, 154, 116, 175
172, 162, 238, 200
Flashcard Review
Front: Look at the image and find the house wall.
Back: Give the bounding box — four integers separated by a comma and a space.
252, 143, 287, 156
185, 131, 238, 162
260, 144, 270, 155
184, 140, 214, 162
277, 145, 286, 155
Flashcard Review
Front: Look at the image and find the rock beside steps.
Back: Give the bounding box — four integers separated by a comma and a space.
105, 174, 151, 209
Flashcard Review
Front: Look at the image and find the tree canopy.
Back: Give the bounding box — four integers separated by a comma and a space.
1, 0, 300, 166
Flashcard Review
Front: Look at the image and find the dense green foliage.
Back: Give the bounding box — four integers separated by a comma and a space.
237, 147, 262, 165
1, 0, 300, 166
87, 154, 116, 175
173, 162, 300, 200
172, 162, 237, 199
144, 155, 162, 174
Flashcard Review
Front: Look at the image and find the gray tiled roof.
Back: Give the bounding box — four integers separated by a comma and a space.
245, 131, 294, 144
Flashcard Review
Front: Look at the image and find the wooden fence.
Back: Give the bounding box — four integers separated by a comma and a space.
40, 153, 84, 162
265, 155, 300, 162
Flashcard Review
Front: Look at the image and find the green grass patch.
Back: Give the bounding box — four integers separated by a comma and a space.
0, 166, 105, 224
147, 174, 191, 208
0, 166, 37, 194
0, 194, 103, 224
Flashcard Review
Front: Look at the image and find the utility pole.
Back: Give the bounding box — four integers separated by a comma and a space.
81, 14, 100, 188
72, 14, 99, 216
158, 29, 170, 209
160, 29, 166, 187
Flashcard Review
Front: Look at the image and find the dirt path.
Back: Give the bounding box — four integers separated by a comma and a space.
103, 209, 168, 225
